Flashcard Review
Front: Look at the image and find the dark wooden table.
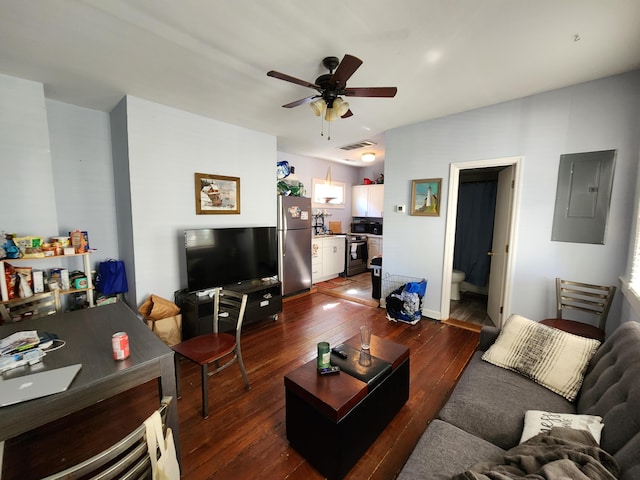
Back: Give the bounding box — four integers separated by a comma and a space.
284, 334, 409, 479
0, 301, 179, 458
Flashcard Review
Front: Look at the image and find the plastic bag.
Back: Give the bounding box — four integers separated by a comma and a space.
385, 279, 427, 324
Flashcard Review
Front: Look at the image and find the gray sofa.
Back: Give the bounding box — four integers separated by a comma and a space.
398, 320, 640, 480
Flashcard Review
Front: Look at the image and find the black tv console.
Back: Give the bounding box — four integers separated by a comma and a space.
176, 278, 282, 340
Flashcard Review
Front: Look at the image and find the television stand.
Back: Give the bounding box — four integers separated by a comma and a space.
176, 278, 282, 340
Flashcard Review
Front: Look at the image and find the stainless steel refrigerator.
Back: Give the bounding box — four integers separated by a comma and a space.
277, 195, 312, 296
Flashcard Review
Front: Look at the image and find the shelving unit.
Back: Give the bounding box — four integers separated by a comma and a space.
0, 252, 94, 319
313, 212, 331, 235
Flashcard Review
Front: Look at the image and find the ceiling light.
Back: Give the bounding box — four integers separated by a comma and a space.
333, 97, 350, 117
325, 107, 339, 122
361, 153, 375, 162
310, 98, 326, 116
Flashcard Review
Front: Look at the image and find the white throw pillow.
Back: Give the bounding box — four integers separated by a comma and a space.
482, 314, 601, 401
520, 410, 604, 444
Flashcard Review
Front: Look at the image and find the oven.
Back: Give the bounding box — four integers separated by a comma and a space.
345, 235, 368, 277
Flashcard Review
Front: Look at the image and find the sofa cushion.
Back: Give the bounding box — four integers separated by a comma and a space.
397, 419, 505, 480
519, 410, 603, 444
439, 351, 575, 449
482, 314, 600, 401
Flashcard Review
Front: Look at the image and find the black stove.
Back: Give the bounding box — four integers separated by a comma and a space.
345, 235, 368, 276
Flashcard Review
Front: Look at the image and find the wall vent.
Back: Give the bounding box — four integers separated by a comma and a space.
339, 140, 376, 151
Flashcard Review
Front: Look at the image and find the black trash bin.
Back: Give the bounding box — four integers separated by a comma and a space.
371, 256, 382, 299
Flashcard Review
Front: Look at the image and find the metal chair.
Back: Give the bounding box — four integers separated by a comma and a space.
44, 396, 173, 480
540, 278, 616, 342
171, 288, 250, 418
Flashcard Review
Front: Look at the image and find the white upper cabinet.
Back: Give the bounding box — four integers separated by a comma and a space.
351, 185, 384, 217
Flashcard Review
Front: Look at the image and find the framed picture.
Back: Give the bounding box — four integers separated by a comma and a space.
410, 178, 442, 216
195, 173, 240, 214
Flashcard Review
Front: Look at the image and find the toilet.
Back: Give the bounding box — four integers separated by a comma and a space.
451, 270, 466, 301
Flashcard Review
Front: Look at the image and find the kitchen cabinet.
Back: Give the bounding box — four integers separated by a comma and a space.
352, 184, 384, 218
367, 236, 383, 268
312, 236, 346, 283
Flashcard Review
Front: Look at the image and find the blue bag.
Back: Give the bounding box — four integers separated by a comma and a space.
95, 259, 128, 295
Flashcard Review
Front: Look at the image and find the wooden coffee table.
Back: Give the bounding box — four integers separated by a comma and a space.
284, 334, 410, 479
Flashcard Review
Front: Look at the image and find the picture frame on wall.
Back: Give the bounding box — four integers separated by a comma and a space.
195, 172, 240, 214
410, 178, 442, 216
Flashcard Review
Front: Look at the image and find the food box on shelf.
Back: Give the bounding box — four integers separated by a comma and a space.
13, 236, 44, 258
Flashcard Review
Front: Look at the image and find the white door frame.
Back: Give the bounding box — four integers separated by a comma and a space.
440, 156, 523, 323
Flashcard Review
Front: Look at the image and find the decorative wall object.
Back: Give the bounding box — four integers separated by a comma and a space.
411, 178, 442, 216
195, 173, 240, 214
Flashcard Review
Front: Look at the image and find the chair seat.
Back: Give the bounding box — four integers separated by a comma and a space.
171, 333, 236, 365
540, 318, 605, 342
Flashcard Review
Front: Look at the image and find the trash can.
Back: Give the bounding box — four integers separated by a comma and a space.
371, 257, 382, 299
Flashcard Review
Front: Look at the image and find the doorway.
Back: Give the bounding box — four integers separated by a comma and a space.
441, 157, 522, 328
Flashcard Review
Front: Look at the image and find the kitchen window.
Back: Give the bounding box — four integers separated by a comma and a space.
312, 178, 345, 209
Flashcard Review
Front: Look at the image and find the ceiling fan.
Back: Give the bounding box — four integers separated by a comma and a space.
267, 54, 397, 122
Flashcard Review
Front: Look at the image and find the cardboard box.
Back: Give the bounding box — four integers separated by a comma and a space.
50, 268, 70, 291
32, 269, 44, 293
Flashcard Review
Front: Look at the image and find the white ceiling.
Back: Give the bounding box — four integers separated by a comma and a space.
1, 1, 639, 167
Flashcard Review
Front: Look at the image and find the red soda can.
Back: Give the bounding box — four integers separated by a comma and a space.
112, 332, 130, 360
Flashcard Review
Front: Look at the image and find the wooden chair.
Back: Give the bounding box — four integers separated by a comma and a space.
540, 278, 616, 342
171, 288, 250, 418
43, 396, 173, 479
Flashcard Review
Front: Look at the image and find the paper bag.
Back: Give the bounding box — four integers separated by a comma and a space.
138, 295, 180, 320
146, 314, 182, 346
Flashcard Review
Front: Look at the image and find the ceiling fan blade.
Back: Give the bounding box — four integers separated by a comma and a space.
341, 109, 353, 118
267, 70, 320, 90
282, 96, 317, 108
329, 54, 363, 89
343, 87, 397, 98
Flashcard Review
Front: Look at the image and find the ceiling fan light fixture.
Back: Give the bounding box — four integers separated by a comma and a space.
325, 107, 339, 122
333, 97, 350, 116
361, 152, 376, 162
309, 98, 326, 116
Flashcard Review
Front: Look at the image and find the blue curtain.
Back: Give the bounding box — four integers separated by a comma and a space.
453, 181, 497, 287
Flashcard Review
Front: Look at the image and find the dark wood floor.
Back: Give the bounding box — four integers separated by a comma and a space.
3, 292, 479, 480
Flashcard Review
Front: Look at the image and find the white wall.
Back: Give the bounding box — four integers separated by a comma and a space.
46, 99, 119, 263
0, 74, 57, 235
384, 70, 640, 333
117, 96, 278, 306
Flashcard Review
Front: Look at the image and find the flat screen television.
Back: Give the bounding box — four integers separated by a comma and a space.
185, 226, 278, 293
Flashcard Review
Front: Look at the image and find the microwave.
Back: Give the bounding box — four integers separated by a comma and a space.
351, 223, 368, 233
368, 222, 383, 235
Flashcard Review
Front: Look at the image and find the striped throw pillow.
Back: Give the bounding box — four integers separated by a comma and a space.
482, 314, 601, 401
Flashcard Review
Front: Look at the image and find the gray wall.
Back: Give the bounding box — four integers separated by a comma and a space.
383, 70, 640, 334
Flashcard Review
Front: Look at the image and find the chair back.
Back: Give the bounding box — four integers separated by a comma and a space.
556, 278, 616, 331
213, 288, 248, 342
44, 396, 173, 479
